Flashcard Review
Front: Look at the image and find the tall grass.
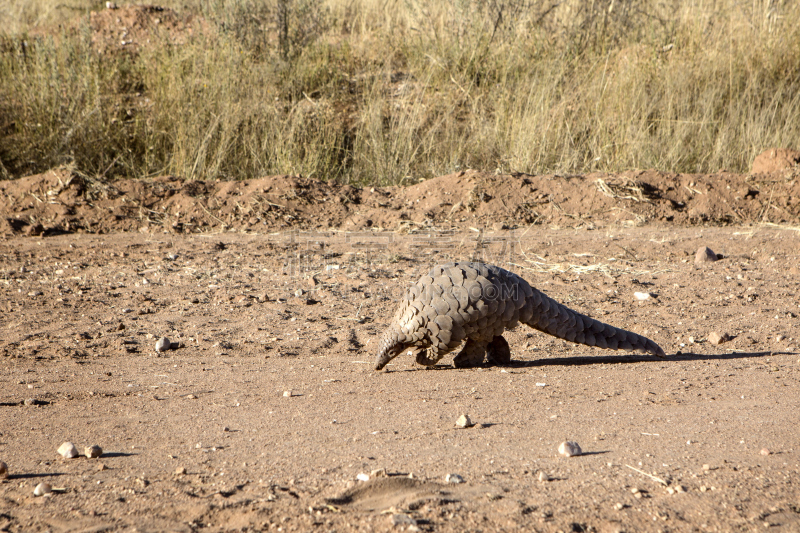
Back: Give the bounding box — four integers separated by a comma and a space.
1, 0, 799, 184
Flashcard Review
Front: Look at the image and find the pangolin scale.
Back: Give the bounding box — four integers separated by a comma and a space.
374, 261, 666, 370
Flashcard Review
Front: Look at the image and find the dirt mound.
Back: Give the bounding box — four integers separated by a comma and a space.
751, 147, 800, 176
90, 4, 210, 55
2, 168, 798, 237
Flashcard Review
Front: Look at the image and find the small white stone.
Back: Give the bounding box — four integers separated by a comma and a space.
0, 461, 7, 479
283, 390, 293, 397
155, 337, 171, 352
58, 442, 79, 459
390, 514, 417, 528
558, 441, 582, 457
760, 448, 771, 456
455, 414, 473, 428
370, 468, 387, 478
708, 331, 728, 345
84, 445, 103, 459
537, 471, 549, 482
356, 473, 370, 482
633, 291, 651, 301
445, 473, 464, 484
33, 482, 52, 496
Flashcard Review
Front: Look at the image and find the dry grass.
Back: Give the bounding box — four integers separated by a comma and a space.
1, 0, 800, 185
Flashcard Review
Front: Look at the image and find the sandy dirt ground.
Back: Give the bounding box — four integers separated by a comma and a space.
2, 224, 800, 531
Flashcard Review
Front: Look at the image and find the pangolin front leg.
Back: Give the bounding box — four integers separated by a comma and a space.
374, 261, 666, 371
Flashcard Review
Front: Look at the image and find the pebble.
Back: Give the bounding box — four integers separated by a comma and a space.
0, 461, 7, 479
390, 514, 418, 529
445, 473, 464, 484
537, 471, 550, 482
33, 483, 52, 496
58, 442, 79, 459
23, 398, 37, 406
675, 485, 686, 493
155, 337, 171, 352
455, 414, 473, 428
760, 448, 771, 456
667, 487, 675, 494
175, 467, 187, 475
97, 463, 108, 471
370, 468, 387, 478
707, 331, 729, 345
695, 246, 719, 264
633, 291, 651, 301
283, 390, 294, 397
614, 502, 624, 510
356, 473, 370, 482
84, 445, 103, 459
558, 441, 582, 457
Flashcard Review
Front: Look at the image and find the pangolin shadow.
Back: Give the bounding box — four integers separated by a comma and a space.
503, 350, 793, 367
385, 350, 790, 371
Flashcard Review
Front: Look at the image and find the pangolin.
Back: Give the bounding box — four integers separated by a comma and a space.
374, 261, 666, 370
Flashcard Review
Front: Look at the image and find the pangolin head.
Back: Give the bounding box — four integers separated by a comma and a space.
373, 325, 410, 371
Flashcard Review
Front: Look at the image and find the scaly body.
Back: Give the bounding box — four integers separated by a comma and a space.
374, 261, 666, 370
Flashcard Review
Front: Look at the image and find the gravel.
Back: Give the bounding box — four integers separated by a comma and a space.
455, 414, 473, 428
84, 445, 103, 458
33, 483, 52, 496
558, 441, 582, 457
155, 336, 172, 352
58, 442, 79, 459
